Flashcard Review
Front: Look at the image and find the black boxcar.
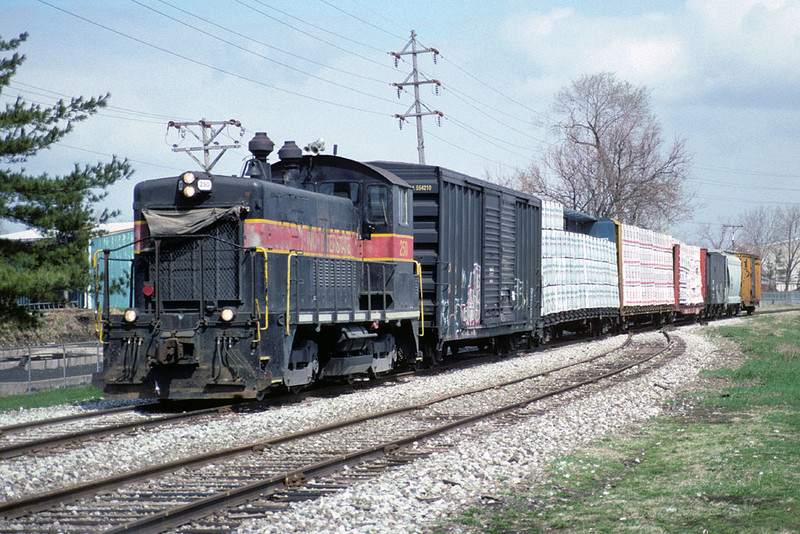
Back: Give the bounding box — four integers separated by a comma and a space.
369, 162, 541, 361
704, 250, 729, 317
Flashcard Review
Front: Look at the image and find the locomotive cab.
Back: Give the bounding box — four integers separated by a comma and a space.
262, 149, 421, 387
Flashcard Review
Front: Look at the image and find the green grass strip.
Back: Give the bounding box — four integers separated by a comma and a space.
0, 386, 102, 413
438, 312, 800, 533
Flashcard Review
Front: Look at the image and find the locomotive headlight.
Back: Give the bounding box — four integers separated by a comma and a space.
182, 184, 197, 198
182, 172, 196, 184
220, 308, 235, 322
123, 309, 138, 323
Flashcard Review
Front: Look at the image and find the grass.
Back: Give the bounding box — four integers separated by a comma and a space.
437, 312, 800, 533
0, 385, 102, 413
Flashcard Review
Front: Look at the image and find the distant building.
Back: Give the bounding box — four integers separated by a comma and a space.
88, 223, 135, 310
0, 223, 134, 310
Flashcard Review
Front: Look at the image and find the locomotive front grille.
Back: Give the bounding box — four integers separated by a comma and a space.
156, 219, 240, 306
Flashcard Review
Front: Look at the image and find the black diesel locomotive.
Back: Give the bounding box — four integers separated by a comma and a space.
95, 134, 426, 399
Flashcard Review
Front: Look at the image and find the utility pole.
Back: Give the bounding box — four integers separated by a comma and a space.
390, 30, 443, 165
723, 224, 744, 249
167, 119, 244, 172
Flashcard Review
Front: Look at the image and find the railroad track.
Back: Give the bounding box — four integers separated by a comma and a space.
0, 331, 679, 533
0, 332, 604, 463
0, 403, 237, 460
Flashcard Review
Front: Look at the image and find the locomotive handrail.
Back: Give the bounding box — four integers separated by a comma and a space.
252, 246, 269, 340
286, 251, 299, 336
414, 260, 425, 337
91, 249, 105, 342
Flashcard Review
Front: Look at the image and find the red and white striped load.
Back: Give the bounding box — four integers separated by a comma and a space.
619, 223, 675, 307
677, 243, 704, 306
541, 226, 620, 316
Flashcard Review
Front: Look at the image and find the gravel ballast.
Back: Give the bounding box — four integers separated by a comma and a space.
237, 324, 743, 533
0, 322, 746, 533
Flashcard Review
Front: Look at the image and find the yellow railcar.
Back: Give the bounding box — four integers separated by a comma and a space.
735, 253, 761, 314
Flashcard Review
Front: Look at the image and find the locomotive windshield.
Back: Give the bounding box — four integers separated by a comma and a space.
366, 184, 389, 225
319, 182, 360, 203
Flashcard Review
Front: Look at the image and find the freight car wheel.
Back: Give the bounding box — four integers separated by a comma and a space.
541, 327, 552, 345
421, 345, 442, 368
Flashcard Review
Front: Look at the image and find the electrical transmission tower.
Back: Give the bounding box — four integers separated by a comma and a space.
390, 30, 443, 165
167, 119, 244, 172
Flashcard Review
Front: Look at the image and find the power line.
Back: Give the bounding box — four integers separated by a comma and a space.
444, 115, 534, 161
424, 127, 519, 173
415, 35, 547, 120
317, 0, 406, 41
131, 0, 397, 106
690, 175, 800, 193
55, 143, 185, 172
150, 0, 388, 85
247, 0, 389, 54
237, 0, 395, 71
695, 162, 800, 179
3, 87, 173, 125
436, 83, 550, 150
695, 193, 800, 206
9, 81, 184, 122
35, 0, 392, 117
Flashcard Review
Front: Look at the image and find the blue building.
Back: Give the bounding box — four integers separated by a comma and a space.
89, 223, 135, 310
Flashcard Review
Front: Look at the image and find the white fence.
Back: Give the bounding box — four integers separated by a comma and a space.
0, 342, 102, 397
761, 291, 800, 306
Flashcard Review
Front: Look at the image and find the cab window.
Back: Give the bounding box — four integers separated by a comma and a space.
398, 187, 409, 226
319, 182, 360, 203
366, 185, 389, 225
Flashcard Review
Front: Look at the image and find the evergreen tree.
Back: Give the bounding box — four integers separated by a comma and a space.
0, 33, 133, 325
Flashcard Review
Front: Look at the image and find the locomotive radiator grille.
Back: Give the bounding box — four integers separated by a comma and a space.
156, 219, 240, 305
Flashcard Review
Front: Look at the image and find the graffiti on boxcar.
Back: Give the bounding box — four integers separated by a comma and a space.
513, 278, 528, 311
440, 263, 482, 338
440, 298, 458, 337
461, 263, 481, 327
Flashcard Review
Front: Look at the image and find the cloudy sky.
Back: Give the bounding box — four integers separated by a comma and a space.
2, 0, 799, 242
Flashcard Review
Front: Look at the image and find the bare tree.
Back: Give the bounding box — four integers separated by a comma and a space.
772, 206, 800, 291
738, 207, 777, 259
695, 219, 738, 250
517, 72, 692, 231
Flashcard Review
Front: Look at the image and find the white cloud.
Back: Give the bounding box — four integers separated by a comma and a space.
501, 1, 800, 106
499, 8, 688, 91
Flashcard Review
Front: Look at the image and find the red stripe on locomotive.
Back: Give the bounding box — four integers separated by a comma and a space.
243, 220, 413, 261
